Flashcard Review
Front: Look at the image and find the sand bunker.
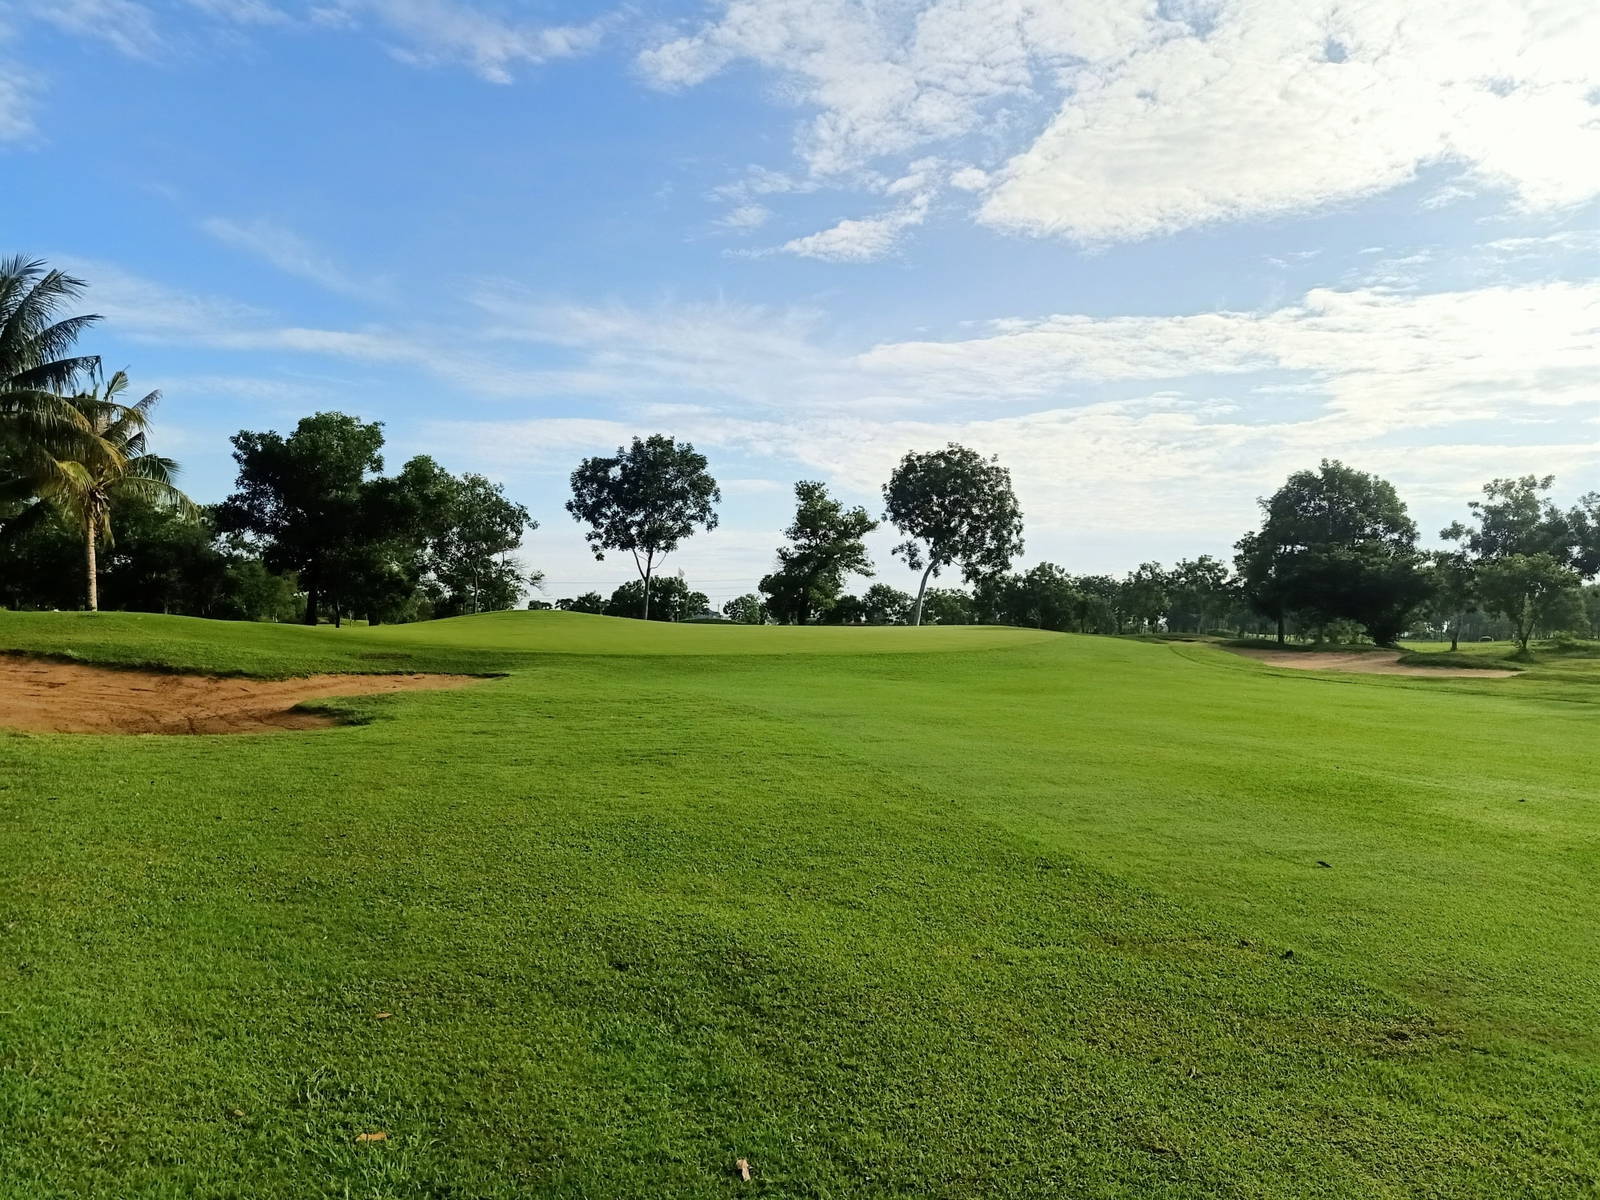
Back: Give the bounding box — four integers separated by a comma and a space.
1227, 647, 1517, 679
0, 657, 480, 734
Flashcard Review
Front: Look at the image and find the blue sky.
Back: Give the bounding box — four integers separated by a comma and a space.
4, 0, 1598, 606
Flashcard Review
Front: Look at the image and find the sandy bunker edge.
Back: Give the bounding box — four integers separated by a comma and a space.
0, 655, 487, 735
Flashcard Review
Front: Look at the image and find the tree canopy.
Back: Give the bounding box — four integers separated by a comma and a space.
566, 434, 719, 621
883, 443, 1024, 626
759, 480, 877, 624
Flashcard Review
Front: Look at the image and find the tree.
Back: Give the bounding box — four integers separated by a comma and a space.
1168, 556, 1232, 633
1476, 554, 1583, 652
723, 594, 768, 624
860, 583, 912, 625
758, 480, 876, 624
1424, 549, 1477, 651
422, 470, 537, 616
566, 435, 719, 621
1572, 492, 1600, 579
1121, 562, 1171, 633
556, 591, 607, 614
1444, 476, 1573, 564
1236, 460, 1426, 646
0, 257, 105, 538
42, 371, 193, 611
1071, 574, 1123, 634
604, 574, 708, 622
919, 587, 974, 626
883, 443, 1024, 626
217, 412, 387, 626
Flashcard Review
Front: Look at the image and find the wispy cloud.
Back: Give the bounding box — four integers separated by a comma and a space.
200, 216, 389, 301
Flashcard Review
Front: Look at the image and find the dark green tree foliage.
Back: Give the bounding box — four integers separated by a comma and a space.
919, 587, 974, 625
883, 443, 1024, 626
604, 575, 709, 622
722, 593, 768, 624
567, 435, 719, 621
860, 583, 912, 625
217, 412, 387, 626
1476, 554, 1584, 652
556, 592, 607, 614
1167, 556, 1233, 633
1424, 549, 1477, 651
0, 499, 296, 620
1573, 493, 1600, 578
1236, 460, 1429, 646
1120, 562, 1170, 633
420, 469, 537, 617
1444, 476, 1573, 563
1071, 575, 1123, 634
759, 480, 877, 624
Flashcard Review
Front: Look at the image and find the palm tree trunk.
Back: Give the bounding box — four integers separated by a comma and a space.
84, 520, 98, 612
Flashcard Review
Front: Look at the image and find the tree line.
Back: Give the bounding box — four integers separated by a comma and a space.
1, 257, 535, 623
4, 256, 1596, 646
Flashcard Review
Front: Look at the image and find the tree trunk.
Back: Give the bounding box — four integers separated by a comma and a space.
84, 520, 98, 612
1450, 614, 1461, 652
1276, 612, 1285, 645
642, 568, 652, 622
911, 562, 937, 627
305, 561, 320, 626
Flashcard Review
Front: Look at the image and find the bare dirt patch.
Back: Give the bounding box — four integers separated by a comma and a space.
1226, 647, 1517, 679
0, 657, 481, 734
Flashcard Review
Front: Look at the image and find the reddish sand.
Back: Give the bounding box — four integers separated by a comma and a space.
0, 656, 480, 734
1226, 647, 1516, 678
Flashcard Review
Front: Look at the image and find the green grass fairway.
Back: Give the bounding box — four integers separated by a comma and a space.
1, 612, 1596, 1198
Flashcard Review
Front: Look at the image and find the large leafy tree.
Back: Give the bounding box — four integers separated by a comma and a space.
604, 574, 709, 622
883, 443, 1024, 627
1236, 460, 1427, 646
1476, 554, 1583, 652
759, 480, 877, 624
1168, 556, 1233, 633
722, 593, 768, 624
217, 412, 387, 626
420, 469, 537, 616
566, 435, 720, 621
0, 256, 105, 535
1424, 548, 1477, 651
1443, 476, 1573, 563
42, 371, 193, 611
1121, 562, 1171, 633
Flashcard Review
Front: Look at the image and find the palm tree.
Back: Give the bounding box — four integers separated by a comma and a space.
43, 371, 194, 611
0, 256, 104, 532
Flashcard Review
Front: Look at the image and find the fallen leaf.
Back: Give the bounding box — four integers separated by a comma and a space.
355, 1131, 388, 1143
374, 1012, 392, 1020
736, 1157, 751, 1181
230, 1108, 245, 1118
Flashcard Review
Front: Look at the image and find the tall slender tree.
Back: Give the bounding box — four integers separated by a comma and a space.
883, 444, 1024, 626
42, 371, 193, 610
566, 435, 720, 621
0, 256, 105, 535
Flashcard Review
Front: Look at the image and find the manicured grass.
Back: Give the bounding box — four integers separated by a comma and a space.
1, 611, 1597, 1197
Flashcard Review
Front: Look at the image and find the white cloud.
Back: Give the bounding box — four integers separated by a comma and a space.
715, 203, 773, 232
326, 0, 606, 83
779, 195, 929, 261
200, 216, 387, 300
421, 277, 1600, 561
644, 0, 1600, 244
21, 0, 166, 58
0, 63, 34, 142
